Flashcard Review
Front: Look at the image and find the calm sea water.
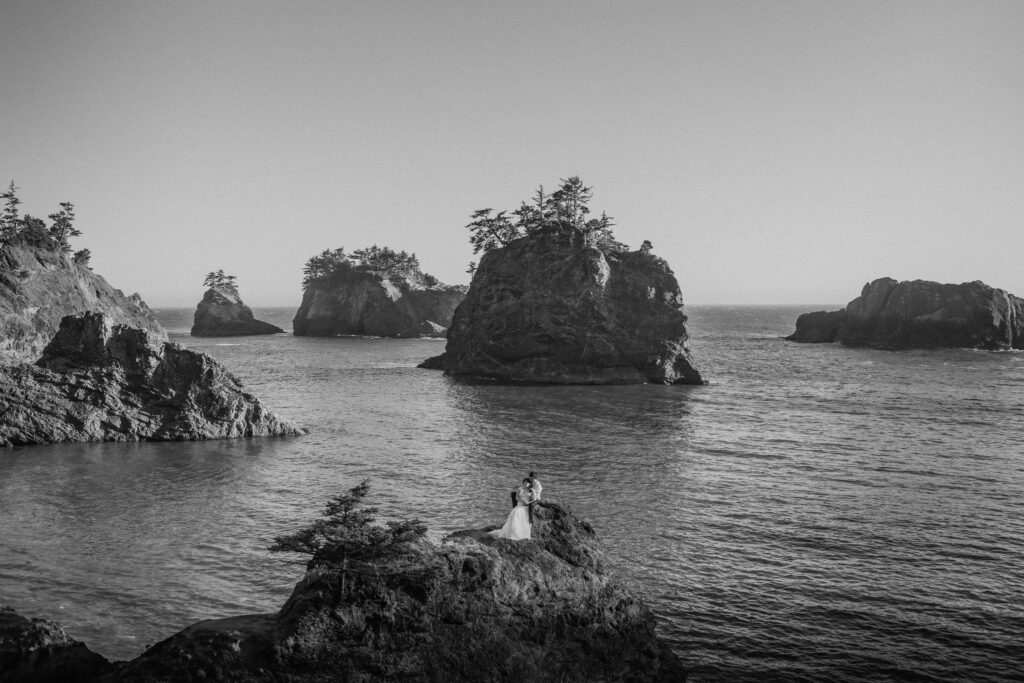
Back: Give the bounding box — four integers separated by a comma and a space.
1, 305, 1022, 681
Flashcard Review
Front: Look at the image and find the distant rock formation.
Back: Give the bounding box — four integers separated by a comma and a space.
422, 230, 704, 384
0, 233, 164, 365
293, 247, 465, 337
0, 501, 686, 682
0, 312, 303, 446
191, 286, 284, 337
787, 277, 1024, 349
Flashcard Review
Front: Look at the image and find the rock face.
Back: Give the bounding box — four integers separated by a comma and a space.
787, 277, 1024, 350
3, 501, 686, 682
293, 269, 466, 338
0, 234, 164, 365
191, 286, 284, 337
0, 606, 112, 683
422, 232, 704, 384
0, 312, 303, 446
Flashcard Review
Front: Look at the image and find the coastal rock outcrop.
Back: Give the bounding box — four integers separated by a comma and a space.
293, 246, 465, 338
0, 312, 303, 446
191, 286, 284, 337
422, 231, 704, 384
0, 233, 164, 365
3, 501, 686, 682
787, 277, 1024, 350
0, 606, 111, 682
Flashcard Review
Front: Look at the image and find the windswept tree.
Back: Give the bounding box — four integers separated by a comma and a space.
73, 248, 92, 268
48, 201, 80, 252
1, 181, 23, 242
466, 209, 520, 254
269, 480, 427, 593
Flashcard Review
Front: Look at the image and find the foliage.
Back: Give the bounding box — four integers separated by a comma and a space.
465, 176, 620, 255
73, 248, 92, 268
48, 202, 80, 252
301, 244, 439, 290
1, 181, 23, 242
203, 269, 238, 292
1, 182, 84, 253
269, 480, 428, 591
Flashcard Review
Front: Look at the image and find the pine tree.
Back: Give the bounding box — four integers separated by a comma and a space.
1, 181, 23, 242
48, 201, 79, 252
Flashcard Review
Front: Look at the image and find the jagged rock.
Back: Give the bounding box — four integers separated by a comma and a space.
421, 231, 704, 384
9, 501, 684, 682
0, 312, 303, 446
785, 309, 848, 343
787, 277, 1024, 350
0, 234, 164, 365
0, 606, 111, 683
293, 269, 466, 338
191, 286, 284, 337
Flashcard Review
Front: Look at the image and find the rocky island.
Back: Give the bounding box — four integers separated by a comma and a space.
787, 277, 1024, 350
0, 186, 301, 446
192, 270, 284, 336
421, 177, 704, 384
292, 245, 466, 338
0, 485, 686, 682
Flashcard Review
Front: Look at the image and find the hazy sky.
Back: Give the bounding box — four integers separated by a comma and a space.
2, 1, 1022, 307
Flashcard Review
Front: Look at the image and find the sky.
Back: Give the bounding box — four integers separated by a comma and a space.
2, 0, 1022, 307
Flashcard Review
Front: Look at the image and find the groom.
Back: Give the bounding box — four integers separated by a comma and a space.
526, 471, 541, 524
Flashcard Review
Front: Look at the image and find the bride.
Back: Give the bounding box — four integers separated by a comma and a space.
488, 478, 535, 541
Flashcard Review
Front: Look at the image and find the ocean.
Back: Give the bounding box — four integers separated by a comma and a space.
1, 305, 1022, 681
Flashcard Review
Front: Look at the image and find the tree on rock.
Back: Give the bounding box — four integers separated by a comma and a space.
269, 480, 427, 593
48, 202, 80, 252
203, 269, 238, 293
467, 176, 625, 255
1, 180, 23, 242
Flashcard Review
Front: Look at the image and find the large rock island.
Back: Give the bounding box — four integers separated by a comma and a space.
0, 312, 302, 446
1, 493, 687, 682
787, 277, 1024, 350
293, 246, 465, 338
422, 178, 704, 384
192, 277, 284, 337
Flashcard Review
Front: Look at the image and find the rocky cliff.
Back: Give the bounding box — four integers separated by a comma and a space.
0, 501, 686, 682
0, 234, 164, 365
422, 232, 704, 384
293, 269, 466, 338
0, 312, 303, 446
191, 286, 284, 336
787, 277, 1024, 350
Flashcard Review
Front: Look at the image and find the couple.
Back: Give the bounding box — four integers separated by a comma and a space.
488, 471, 542, 541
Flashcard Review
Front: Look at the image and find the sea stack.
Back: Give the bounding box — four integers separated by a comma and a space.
0, 500, 687, 682
0, 312, 303, 446
787, 277, 1024, 350
422, 230, 704, 384
191, 285, 284, 337
292, 245, 465, 337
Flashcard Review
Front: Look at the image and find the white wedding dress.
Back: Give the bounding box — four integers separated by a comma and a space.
489, 486, 533, 541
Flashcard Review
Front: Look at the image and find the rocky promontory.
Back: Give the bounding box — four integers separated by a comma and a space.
423, 230, 704, 384
0, 312, 303, 446
191, 286, 283, 337
0, 232, 163, 365
787, 277, 1024, 350
293, 246, 465, 338
0, 499, 686, 682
